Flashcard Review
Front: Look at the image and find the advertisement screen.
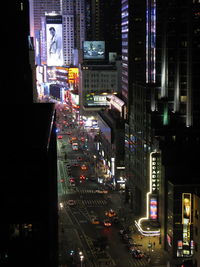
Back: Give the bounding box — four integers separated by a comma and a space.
85, 94, 110, 106
46, 16, 63, 66
149, 197, 158, 220
83, 41, 105, 60
182, 193, 191, 248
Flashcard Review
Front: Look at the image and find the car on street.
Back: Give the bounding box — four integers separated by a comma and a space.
67, 200, 76, 206
127, 245, 137, 254
70, 181, 76, 187
103, 219, 112, 227
132, 249, 145, 259
121, 233, 132, 243
80, 175, 86, 180
105, 209, 117, 218
80, 164, 87, 170
57, 135, 63, 139
91, 216, 100, 225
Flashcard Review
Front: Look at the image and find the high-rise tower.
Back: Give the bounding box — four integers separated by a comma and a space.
122, 0, 200, 215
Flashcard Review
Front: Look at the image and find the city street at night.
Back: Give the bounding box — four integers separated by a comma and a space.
3, 1, 199, 267
56, 103, 168, 267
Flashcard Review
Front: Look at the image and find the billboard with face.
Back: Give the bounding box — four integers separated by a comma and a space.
46, 16, 64, 66
83, 41, 105, 60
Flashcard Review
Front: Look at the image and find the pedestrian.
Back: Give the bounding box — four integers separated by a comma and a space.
153, 241, 155, 247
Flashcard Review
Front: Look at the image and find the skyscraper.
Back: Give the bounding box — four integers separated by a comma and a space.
61, 0, 85, 50
122, 0, 200, 213
29, 0, 61, 38
85, 0, 121, 55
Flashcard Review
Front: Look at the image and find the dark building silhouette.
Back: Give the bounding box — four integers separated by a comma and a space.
1, 104, 58, 267
1, 1, 58, 267
3, 0, 35, 103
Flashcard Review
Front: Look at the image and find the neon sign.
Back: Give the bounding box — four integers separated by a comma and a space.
150, 197, 158, 220
182, 193, 191, 249
135, 151, 161, 236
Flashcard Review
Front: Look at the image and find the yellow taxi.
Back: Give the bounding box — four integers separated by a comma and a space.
81, 164, 87, 170
91, 217, 100, 225
105, 209, 117, 218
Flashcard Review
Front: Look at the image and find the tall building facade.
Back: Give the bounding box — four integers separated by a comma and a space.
85, 0, 121, 55
122, 0, 200, 216
61, 0, 85, 50
29, 0, 61, 38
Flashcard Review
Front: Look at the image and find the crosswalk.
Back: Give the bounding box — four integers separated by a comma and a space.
77, 199, 107, 207
78, 189, 101, 194
125, 257, 149, 267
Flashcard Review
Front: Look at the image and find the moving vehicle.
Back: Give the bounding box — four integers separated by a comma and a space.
103, 219, 112, 227
72, 142, 78, 151
67, 200, 76, 206
105, 209, 117, 218
91, 217, 100, 225
80, 175, 86, 180
80, 164, 87, 170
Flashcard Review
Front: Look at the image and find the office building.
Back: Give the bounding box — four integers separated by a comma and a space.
61, 0, 85, 50
79, 60, 121, 115
121, 2, 200, 262
85, 0, 121, 55
29, 0, 61, 38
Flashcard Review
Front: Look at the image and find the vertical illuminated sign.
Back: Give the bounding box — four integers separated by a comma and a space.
146, 0, 156, 83
182, 193, 191, 248
151, 152, 161, 194
149, 197, 158, 220
111, 157, 115, 176
148, 151, 161, 220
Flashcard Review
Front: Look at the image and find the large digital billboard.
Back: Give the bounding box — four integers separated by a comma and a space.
83, 41, 105, 60
149, 196, 158, 220
46, 15, 64, 66
85, 94, 110, 106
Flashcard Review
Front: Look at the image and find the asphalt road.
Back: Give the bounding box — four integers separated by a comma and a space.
56, 108, 150, 267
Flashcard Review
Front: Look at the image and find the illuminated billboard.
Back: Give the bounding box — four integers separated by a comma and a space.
46, 15, 64, 66
85, 94, 110, 106
83, 41, 105, 60
149, 196, 158, 220
182, 193, 191, 249
35, 30, 41, 65
150, 152, 161, 194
